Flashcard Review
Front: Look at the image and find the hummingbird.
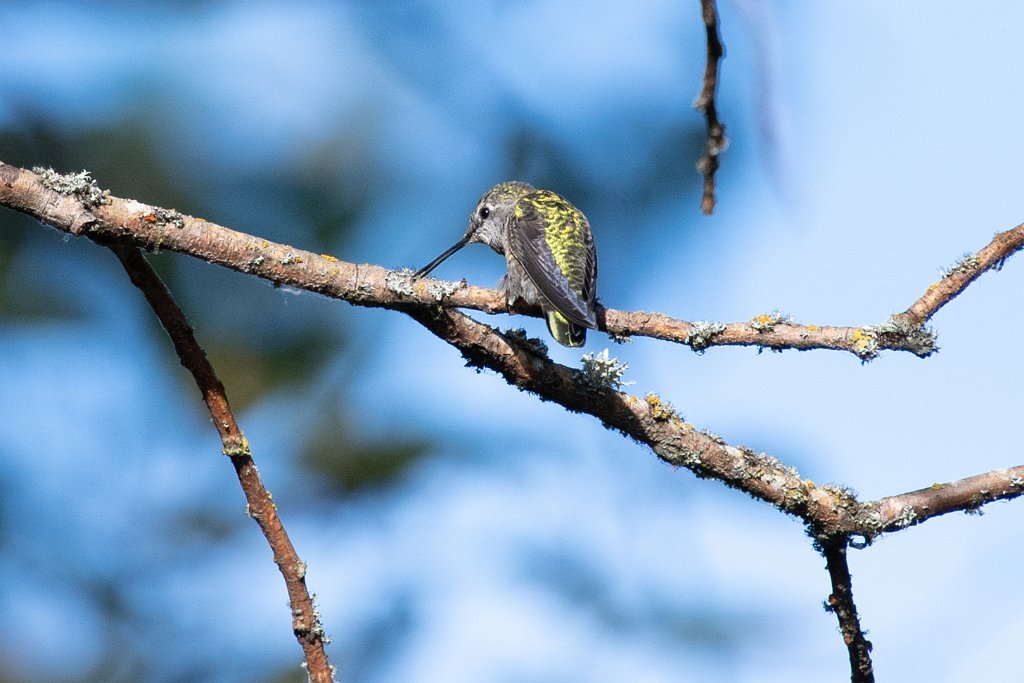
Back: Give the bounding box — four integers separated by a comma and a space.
414, 181, 598, 347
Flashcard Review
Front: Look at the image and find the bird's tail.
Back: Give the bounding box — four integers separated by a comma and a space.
546, 309, 586, 347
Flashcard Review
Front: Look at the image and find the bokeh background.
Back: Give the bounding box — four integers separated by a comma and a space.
2, 2, 1023, 682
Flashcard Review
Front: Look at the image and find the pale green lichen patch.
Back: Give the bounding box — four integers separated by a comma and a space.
686, 320, 726, 351
385, 269, 416, 296
425, 279, 465, 301
749, 310, 790, 333
939, 252, 979, 279
699, 428, 725, 444
580, 349, 633, 391
889, 505, 918, 529
821, 483, 858, 500
876, 314, 938, 357
668, 446, 703, 468
33, 166, 109, 207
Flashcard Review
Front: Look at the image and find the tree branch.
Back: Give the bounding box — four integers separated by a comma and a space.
695, 0, 727, 215
9, 161, 1022, 361
109, 244, 335, 683
903, 236, 1024, 325
404, 303, 862, 526
821, 538, 874, 683
3, 161, 1024, 542
874, 465, 1024, 533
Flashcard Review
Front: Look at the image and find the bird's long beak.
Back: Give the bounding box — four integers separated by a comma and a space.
413, 235, 471, 278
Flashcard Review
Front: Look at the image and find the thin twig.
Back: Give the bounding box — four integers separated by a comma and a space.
110, 244, 336, 683
874, 465, 1024, 533
903, 230, 1024, 325
821, 538, 874, 683
695, 0, 727, 215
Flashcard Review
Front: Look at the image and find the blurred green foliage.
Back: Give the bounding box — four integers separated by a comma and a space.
301, 404, 431, 496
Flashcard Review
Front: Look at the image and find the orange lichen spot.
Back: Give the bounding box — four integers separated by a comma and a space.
848, 328, 881, 360
645, 393, 664, 416
807, 325, 820, 331
143, 213, 158, 223
645, 393, 678, 421
320, 254, 339, 262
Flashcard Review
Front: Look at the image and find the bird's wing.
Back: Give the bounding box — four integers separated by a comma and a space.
508, 192, 597, 329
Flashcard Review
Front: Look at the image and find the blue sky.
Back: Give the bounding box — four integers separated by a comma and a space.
2, 2, 1023, 682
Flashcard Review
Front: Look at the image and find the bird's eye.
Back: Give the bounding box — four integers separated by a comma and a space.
478, 206, 491, 219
